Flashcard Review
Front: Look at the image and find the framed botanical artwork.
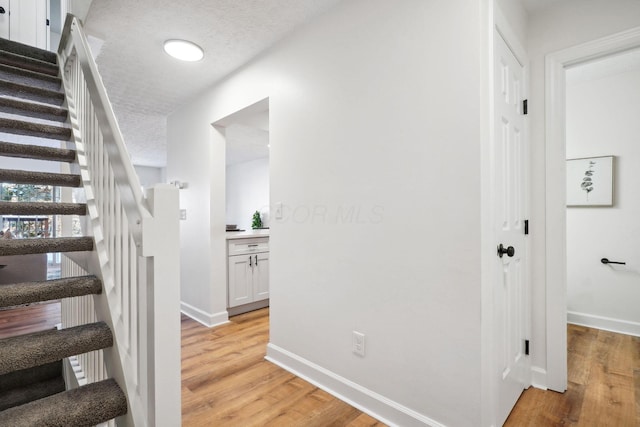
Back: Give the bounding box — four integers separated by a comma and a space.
566, 156, 614, 206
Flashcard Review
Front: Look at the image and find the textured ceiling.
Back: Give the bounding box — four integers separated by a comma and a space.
83, 0, 342, 167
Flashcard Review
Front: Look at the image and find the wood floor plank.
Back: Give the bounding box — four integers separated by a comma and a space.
632, 335, 640, 369
0, 301, 60, 339
217, 376, 317, 427
579, 362, 635, 426
289, 393, 362, 427
595, 329, 634, 378
634, 368, 640, 425
347, 413, 388, 427
506, 324, 638, 427
505, 384, 585, 427
568, 325, 597, 385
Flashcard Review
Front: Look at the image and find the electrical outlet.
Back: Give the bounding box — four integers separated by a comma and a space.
180, 209, 187, 220
352, 331, 365, 357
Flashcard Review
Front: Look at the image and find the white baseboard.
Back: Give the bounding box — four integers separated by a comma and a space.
568, 311, 640, 337
180, 301, 229, 328
265, 343, 445, 427
530, 366, 547, 390
227, 299, 269, 317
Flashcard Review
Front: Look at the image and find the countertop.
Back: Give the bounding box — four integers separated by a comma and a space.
226, 229, 270, 240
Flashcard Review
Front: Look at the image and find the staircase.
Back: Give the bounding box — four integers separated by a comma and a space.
0, 38, 127, 425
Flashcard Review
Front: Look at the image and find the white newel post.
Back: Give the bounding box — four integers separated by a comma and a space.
141, 184, 182, 426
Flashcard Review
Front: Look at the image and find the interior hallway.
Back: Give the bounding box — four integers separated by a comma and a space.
1, 303, 637, 425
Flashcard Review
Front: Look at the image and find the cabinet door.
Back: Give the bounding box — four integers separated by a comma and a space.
228, 255, 253, 307
253, 252, 269, 301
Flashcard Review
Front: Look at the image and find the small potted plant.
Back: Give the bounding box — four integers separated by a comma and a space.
251, 211, 262, 229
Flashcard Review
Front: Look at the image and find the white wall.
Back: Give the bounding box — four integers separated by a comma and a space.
68, 0, 93, 22
133, 164, 165, 191
168, 1, 485, 425
527, 0, 640, 387
495, 0, 528, 48
225, 158, 269, 231
566, 58, 640, 335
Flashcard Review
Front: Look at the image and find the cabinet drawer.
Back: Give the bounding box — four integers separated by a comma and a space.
228, 237, 269, 255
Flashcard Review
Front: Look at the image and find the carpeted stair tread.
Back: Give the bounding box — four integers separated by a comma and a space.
0, 49, 59, 77
0, 38, 58, 65
0, 36, 129, 425
0, 117, 71, 141
0, 361, 62, 391
0, 79, 64, 105
0, 275, 101, 308
0, 169, 80, 187
0, 376, 65, 411
0, 98, 68, 123
0, 322, 112, 375
0, 236, 94, 256
0, 378, 127, 426
0, 201, 86, 216
0, 141, 75, 162
0, 62, 62, 91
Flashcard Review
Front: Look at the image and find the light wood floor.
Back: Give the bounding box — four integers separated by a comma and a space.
505, 324, 640, 426
1, 304, 638, 426
0, 301, 61, 339
181, 308, 385, 426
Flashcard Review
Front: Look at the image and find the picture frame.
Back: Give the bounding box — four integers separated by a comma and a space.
566, 156, 614, 207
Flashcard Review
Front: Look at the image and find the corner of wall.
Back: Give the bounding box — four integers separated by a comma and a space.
266, 344, 448, 427
180, 301, 229, 328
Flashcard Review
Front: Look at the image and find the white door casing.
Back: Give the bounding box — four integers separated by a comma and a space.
493, 30, 530, 426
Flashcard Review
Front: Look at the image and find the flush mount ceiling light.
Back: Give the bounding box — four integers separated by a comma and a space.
163, 39, 204, 62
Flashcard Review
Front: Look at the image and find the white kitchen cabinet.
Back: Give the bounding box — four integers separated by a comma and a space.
227, 237, 269, 309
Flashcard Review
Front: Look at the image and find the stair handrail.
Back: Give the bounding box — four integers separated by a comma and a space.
58, 14, 150, 239
57, 13, 181, 427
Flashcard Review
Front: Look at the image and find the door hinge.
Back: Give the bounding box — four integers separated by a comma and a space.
525, 339, 530, 356
523, 99, 528, 115
524, 219, 529, 235
46, 19, 50, 26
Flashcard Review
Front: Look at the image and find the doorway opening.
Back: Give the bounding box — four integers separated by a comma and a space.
216, 99, 270, 233
545, 26, 640, 392
213, 98, 270, 318
565, 48, 640, 336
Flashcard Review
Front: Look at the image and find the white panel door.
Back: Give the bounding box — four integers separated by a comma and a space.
9, 0, 47, 48
0, 0, 9, 39
493, 31, 530, 426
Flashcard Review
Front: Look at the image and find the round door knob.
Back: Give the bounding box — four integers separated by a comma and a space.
497, 244, 515, 258
0, 7, 6, 14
